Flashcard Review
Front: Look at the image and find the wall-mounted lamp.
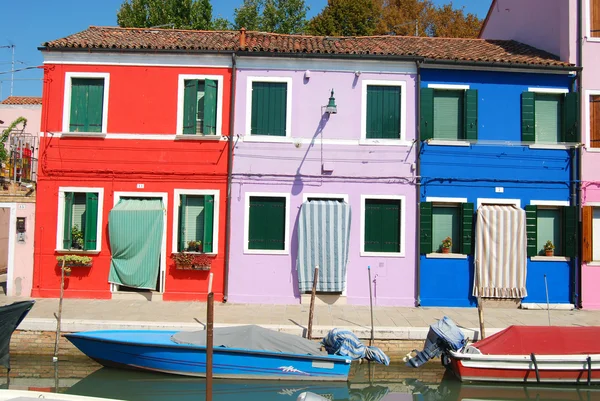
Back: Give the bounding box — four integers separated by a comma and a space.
304, 70, 311, 80
354, 71, 361, 77
325, 89, 337, 114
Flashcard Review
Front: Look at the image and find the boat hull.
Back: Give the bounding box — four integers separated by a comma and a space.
448, 351, 600, 384
66, 330, 351, 381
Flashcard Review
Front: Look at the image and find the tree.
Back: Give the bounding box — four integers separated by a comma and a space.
374, 0, 434, 36
307, 0, 380, 37
117, 0, 213, 30
428, 3, 481, 38
233, 0, 309, 34
0, 117, 27, 167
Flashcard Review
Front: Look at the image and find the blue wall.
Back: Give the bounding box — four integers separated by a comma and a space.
419, 69, 575, 307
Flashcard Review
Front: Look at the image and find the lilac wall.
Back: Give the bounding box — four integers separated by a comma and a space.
228, 63, 417, 305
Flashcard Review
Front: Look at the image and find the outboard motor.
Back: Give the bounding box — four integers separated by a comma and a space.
297, 392, 330, 401
405, 316, 466, 368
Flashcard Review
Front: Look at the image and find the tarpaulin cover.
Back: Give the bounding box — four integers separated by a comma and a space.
406, 316, 465, 368
0, 300, 34, 368
473, 325, 600, 355
322, 328, 390, 365
171, 325, 326, 356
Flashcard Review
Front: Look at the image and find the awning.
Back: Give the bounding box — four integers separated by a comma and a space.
297, 200, 351, 293
474, 204, 527, 298
108, 199, 164, 290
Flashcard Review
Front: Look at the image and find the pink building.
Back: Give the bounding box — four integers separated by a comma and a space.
481, 0, 600, 309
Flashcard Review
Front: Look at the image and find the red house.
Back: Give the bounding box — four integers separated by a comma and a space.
34, 27, 238, 301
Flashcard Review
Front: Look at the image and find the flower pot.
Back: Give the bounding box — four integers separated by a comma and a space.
545, 250, 554, 257
442, 247, 450, 254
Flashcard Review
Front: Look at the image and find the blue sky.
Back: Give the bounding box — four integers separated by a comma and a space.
0, 0, 491, 98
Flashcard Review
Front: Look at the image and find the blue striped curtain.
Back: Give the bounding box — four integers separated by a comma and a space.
108, 199, 164, 289
297, 201, 351, 292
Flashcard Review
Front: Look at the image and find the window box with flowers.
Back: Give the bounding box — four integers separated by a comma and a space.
56, 254, 93, 276
171, 252, 213, 271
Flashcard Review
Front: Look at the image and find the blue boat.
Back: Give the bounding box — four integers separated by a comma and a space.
65, 325, 351, 381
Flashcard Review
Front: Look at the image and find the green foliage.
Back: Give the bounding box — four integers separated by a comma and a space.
0, 117, 27, 166
544, 240, 555, 251
117, 0, 214, 30
71, 225, 84, 249
56, 254, 93, 264
441, 236, 452, 249
234, 0, 309, 34
212, 17, 232, 30
307, 0, 379, 36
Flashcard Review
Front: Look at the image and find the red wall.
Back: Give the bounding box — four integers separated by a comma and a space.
33, 63, 232, 301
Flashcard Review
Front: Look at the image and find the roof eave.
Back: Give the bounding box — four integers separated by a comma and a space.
422, 58, 579, 73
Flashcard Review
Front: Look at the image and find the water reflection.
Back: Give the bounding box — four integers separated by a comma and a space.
1, 355, 600, 401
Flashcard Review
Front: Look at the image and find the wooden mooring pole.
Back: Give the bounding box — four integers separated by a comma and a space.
206, 273, 214, 401
53, 259, 66, 361
307, 265, 319, 340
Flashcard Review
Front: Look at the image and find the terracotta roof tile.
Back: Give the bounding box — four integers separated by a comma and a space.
0, 96, 42, 105
41, 26, 572, 68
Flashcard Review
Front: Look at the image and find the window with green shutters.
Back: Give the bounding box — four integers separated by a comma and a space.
366, 85, 401, 139
521, 91, 579, 144
420, 202, 474, 255
248, 196, 287, 251
525, 205, 577, 258
62, 191, 99, 251
69, 78, 105, 133
182, 79, 218, 136
364, 198, 402, 253
250, 81, 288, 136
420, 88, 478, 141
177, 194, 214, 253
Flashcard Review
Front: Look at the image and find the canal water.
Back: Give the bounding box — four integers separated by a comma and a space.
2, 355, 600, 401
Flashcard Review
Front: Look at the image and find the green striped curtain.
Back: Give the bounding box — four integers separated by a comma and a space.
535, 94, 562, 143
108, 199, 164, 290
433, 90, 464, 140
432, 206, 460, 253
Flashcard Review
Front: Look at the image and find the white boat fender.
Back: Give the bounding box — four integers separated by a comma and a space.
297, 392, 330, 401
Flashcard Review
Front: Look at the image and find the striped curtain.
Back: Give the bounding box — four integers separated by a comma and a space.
108, 199, 164, 290
474, 205, 528, 298
297, 201, 351, 293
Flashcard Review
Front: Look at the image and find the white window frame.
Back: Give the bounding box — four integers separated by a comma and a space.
62, 72, 110, 134
361, 80, 407, 145
176, 74, 224, 136
587, 202, 600, 264
245, 76, 293, 141
425, 197, 469, 259
244, 192, 291, 255
477, 198, 521, 209
360, 194, 406, 257
525, 87, 570, 148
172, 189, 220, 255
585, 90, 600, 151
425, 83, 471, 146
586, 0, 600, 42
302, 193, 349, 203
56, 187, 105, 253
529, 200, 571, 262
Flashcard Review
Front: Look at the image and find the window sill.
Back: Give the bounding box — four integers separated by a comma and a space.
59, 132, 107, 139
528, 144, 569, 150
360, 251, 405, 258
179, 251, 217, 256
244, 249, 289, 255
585, 262, 600, 266
530, 256, 570, 262
55, 249, 100, 255
583, 147, 600, 152
426, 140, 470, 147
426, 253, 468, 259
241, 135, 293, 144
359, 139, 412, 147
174, 134, 226, 141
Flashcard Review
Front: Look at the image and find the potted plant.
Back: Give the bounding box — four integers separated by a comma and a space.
441, 237, 452, 254
56, 254, 93, 276
71, 225, 84, 249
171, 252, 212, 270
187, 240, 203, 253
544, 240, 555, 257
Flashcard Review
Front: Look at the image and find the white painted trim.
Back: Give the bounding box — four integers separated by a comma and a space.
172, 189, 220, 255
528, 144, 569, 150
41, 132, 229, 141
176, 74, 224, 136
361, 80, 407, 142
476, 198, 521, 209
530, 200, 570, 207
244, 192, 291, 255
302, 193, 349, 203
245, 76, 293, 138
426, 197, 468, 203
420, 63, 575, 76
59, 132, 107, 139
426, 140, 471, 147
0, 203, 16, 297
237, 57, 417, 74
585, 202, 600, 206
530, 256, 571, 262
112, 191, 168, 294
62, 72, 110, 134
360, 194, 406, 257
527, 87, 569, 94
56, 187, 105, 252
358, 139, 413, 147
521, 302, 574, 310
586, 0, 593, 39
43, 51, 232, 68
427, 84, 470, 90
426, 253, 468, 259
584, 90, 600, 149
241, 135, 294, 144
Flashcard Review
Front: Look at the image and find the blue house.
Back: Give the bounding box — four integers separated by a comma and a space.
418, 66, 580, 308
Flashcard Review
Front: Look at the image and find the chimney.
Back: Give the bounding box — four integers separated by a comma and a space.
240, 27, 247, 49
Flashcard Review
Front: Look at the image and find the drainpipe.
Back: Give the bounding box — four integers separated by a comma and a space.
415, 60, 422, 306
223, 52, 237, 303
575, 0, 584, 308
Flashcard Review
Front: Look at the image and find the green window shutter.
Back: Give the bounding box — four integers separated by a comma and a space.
84, 193, 99, 251
70, 78, 104, 133
183, 80, 198, 135
420, 202, 433, 254
367, 85, 400, 139
433, 90, 464, 140
203, 195, 214, 253
535, 94, 562, 143
420, 88, 434, 141
563, 206, 578, 258
251, 82, 287, 136
63, 192, 74, 249
522, 92, 536, 142
464, 89, 478, 141
366, 199, 400, 253
525, 205, 538, 257
562, 92, 579, 143
69, 81, 86, 132
203, 79, 218, 136
248, 197, 286, 250
178, 194, 187, 252
86, 80, 104, 133
461, 202, 474, 255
